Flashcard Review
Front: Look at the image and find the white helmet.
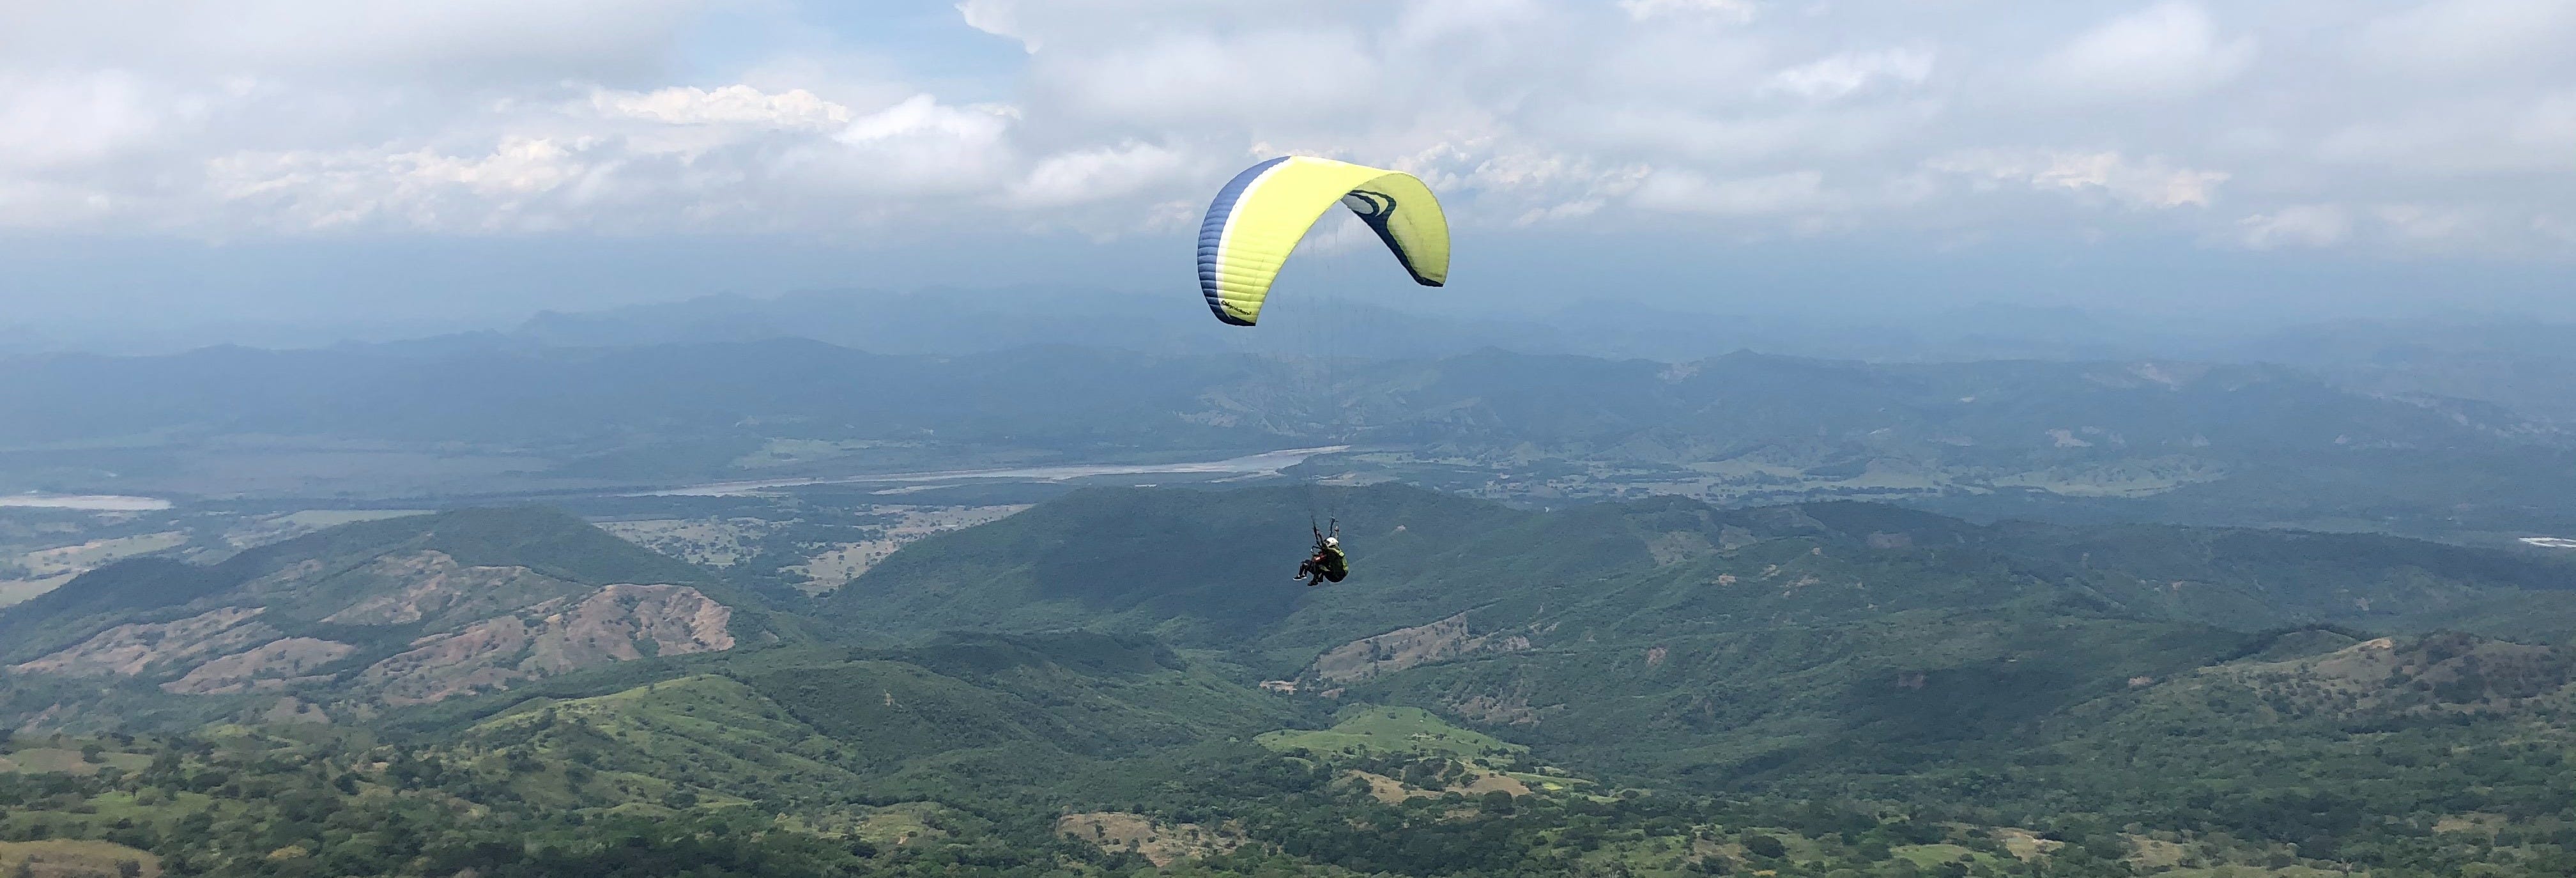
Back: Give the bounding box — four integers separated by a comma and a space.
1324, 536, 1340, 547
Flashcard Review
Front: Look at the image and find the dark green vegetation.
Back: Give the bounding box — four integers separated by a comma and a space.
827, 486, 2576, 666
6, 485, 2576, 876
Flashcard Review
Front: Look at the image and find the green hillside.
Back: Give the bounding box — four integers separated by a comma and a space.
820, 484, 1531, 651
807, 484, 2576, 875
8, 486, 2576, 875
827, 486, 2576, 671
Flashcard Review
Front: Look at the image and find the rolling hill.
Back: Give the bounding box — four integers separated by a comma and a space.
825, 484, 2576, 848
6, 487, 2576, 875
0, 507, 787, 727
824, 484, 2576, 666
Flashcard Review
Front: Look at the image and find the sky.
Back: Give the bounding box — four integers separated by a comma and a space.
3, 0, 2573, 346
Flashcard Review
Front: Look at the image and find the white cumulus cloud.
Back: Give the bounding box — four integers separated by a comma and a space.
1929, 150, 2228, 209
1631, 169, 1826, 216
1618, 0, 1756, 24
590, 85, 852, 129
1767, 49, 1936, 102
2237, 204, 2351, 249
2033, 2, 2254, 102
0, 0, 2563, 258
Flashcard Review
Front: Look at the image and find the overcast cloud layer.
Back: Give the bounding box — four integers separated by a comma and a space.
2, 0, 2572, 332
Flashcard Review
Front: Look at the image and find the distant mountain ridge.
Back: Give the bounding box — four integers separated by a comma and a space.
471, 288, 2207, 364
489, 291, 2576, 428
6, 339, 2568, 539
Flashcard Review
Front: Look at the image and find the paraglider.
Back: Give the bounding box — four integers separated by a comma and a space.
1296, 519, 1347, 587
1195, 156, 1448, 584
1195, 156, 1451, 327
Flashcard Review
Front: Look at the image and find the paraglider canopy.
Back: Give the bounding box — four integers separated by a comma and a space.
1195, 156, 1450, 327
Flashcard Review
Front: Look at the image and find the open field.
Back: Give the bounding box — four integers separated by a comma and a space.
22, 532, 187, 577
1255, 705, 1526, 764
0, 531, 189, 606
0, 840, 161, 878
219, 510, 429, 548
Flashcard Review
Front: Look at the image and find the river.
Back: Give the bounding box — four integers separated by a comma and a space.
0, 493, 174, 511
637, 445, 1350, 497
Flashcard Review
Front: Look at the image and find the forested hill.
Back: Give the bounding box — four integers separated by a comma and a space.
5, 489, 2576, 875
807, 485, 2576, 876
825, 484, 2576, 669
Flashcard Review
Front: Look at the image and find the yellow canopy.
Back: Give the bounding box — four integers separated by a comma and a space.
1195, 156, 1450, 326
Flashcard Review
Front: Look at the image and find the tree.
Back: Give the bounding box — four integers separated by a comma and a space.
1744, 834, 1787, 859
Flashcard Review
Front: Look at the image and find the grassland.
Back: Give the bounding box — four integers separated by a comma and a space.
1254, 706, 1525, 764
0, 839, 161, 878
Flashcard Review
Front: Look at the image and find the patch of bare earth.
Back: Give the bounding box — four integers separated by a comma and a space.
1645, 530, 1717, 565
321, 551, 583, 628
1306, 613, 1532, 684
364, 583, 735, 704
10, 546, 740, 709
597, 518, 778, 568
0, 574, 75, 608
2207, 633, 2575, 717
20, 532, 188, 578
1995, 828, 2064, 861
10, 608, 276, 677
1055, 812, 1243, 866
161, 638, 358, 695
220, 510, 427, 550
785, 543, 891, 594
0, 532, 194, 607
787, 505, 1032, 594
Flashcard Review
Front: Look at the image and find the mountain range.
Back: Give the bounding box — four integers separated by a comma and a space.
6, 484, 2575, 875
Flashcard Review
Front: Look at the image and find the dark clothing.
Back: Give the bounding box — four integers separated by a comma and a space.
1298, 546, 1348, 587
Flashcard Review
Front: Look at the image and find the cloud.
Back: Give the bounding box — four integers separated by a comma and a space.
1929, 150, 2228, 209
0, 0, 2566, 260
2536, 215, 2576, 245
1027, 28, 1384, 126
0, 70, 187, 171
2236, 205, 2350, 249
1630, 169, 1825, 216
206, 137, 602, 235
0, 0, 709, 82
1766, 49, 1935, 102
1010, 141, 1186, 208
1618, 0, 1756, 24
590, 86, 852, 129
2032, 2, 2254, 102
2352, 0, 2576, 76
836, 94, 1009, 146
